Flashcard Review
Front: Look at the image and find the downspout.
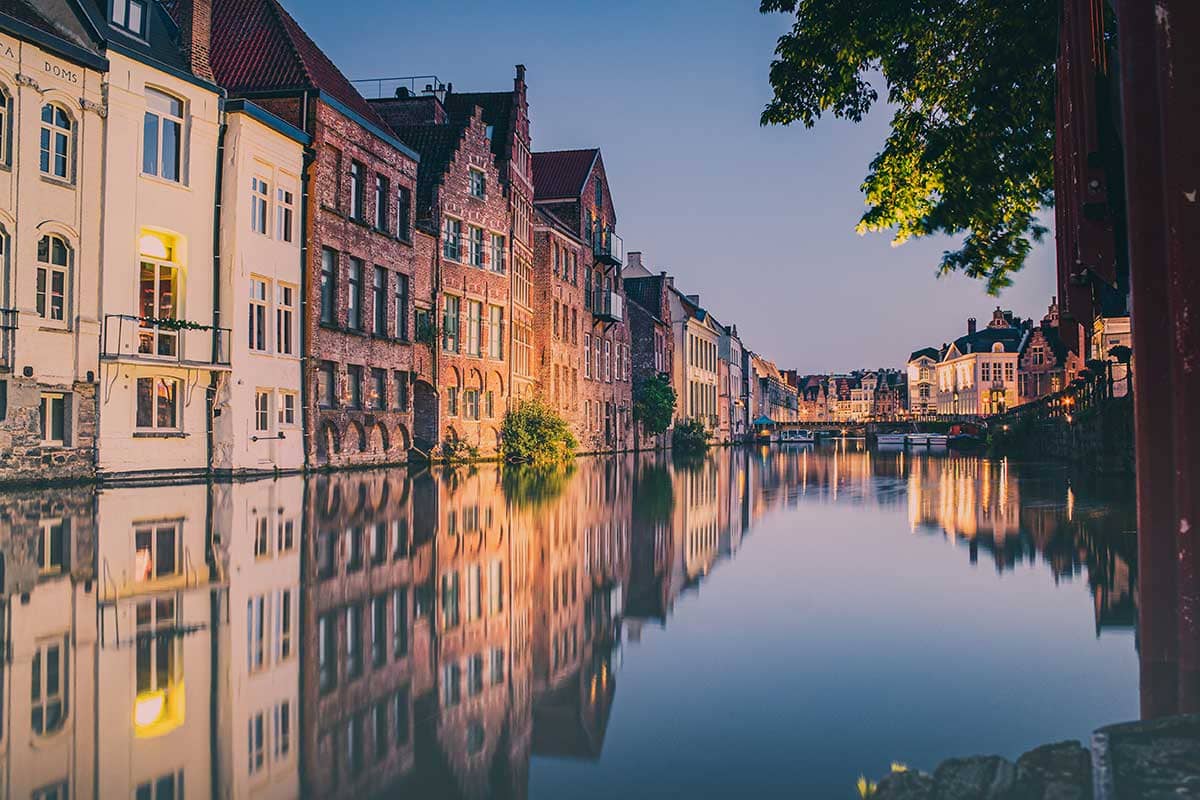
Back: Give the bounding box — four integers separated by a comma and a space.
299, 90, 313, 470
208, 93, 227, 478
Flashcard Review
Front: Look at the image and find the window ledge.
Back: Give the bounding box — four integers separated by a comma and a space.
133, 431, 187, 439
39, 174, 76, 190
139, 172, 188, 191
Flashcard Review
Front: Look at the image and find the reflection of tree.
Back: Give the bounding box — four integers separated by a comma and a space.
632, 462, 674, 524
500, 463, 575, 509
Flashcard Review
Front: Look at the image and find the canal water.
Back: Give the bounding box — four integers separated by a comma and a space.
0, 444, 1138, 799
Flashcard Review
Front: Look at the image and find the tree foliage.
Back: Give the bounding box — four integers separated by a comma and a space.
671, 418, 711, 453
633, 375, 677, 437
500, 398, 577, 465
759, 0, 1058, 293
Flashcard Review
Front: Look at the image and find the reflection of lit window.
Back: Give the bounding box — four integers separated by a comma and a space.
392, 589, 408, 658
276, 589, 293, 662
468, 654, 484, 696
247, 595, 266, 672
393, 688, 410, 745
491, 647, 505, 685
466, 565, 481, 622
345, 605, 362, 679
31, 638, 68, 735
253, 515, 269, 557
134, 596, 183, 737
134, 522, 180, 581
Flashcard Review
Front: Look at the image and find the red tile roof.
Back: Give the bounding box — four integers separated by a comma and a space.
210, 0, 387, 128
532, 149, 598, 201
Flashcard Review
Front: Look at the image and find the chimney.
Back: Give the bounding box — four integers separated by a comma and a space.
516, 64, 526, 82
627, 251, 642, 270
686, 294, 700, 305
967, 317, 977, 335
175, 0, 213, 82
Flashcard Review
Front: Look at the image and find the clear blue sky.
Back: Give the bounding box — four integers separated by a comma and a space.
287, 0, 1058, 373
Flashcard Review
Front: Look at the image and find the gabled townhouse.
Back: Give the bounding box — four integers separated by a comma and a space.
0, 3, 107, 481
720, 323, 748, 443
88, 0, 227, 480
624, 253, 676, 449
934, 308, 1027, 415
750, 355, 798, 424
370, 96, 513, 457
907, 348, 940, 416
207, 0, 426, 468
669, 289, 722, 434
212, 100, 308, 474
532, 148, 632, 451
1018, 297, 1082, 403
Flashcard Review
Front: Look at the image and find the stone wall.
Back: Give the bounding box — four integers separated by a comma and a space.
0, 378, 96, 483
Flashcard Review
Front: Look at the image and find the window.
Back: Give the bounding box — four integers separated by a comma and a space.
392, 589, 408, 657
249, 278, 269, 351
466, 300, 482, 356
374, 174, 388, 231
250, 177, 269, 234
442, 218, 462, 261
136, 377, 180, 431
135, 773, 182, 800
135, 522, 180, 581
513, 257, 531, 307
347, 365, 362, 409
31, 638, 68, 735
318, 613, 337, 692
467, 226, 484, 267
276, 284, 295, 355
396, 187, 411, 241
254, 390, 271, 432
446, 386, 458, 417
277, 187, 295, 242
277, 517, 295, 552
320, 249, 337, 325
347, 258, 363, 330
441, 662, 461, 707
111, 0, 147, 35
393, 371, 409, 411
38, 518, 68, 574
488, 306, 503, 359
441, 571, 460, 629
394, 272, 409, 340
318, 361, 336, 408
463, 389, 480, 420
467, 653, 484, 696
491, 647, 505, 685
594, 176, 603, 210
981, 362, 991, 382
0, 89, 8, 164
274, 701, 292, 760
1004, 362, 1015, 382
40, 103, 72, 180
469, 168, 485, 198
490, 233, 505, 273
373, 266, 387, 334
442, 295, 460, 352
39, 392, 66, 446
349, 161, 364, 220
137, 244, 179, 356
489, 560, 504, 615
372, 596, 387, 666
346, 605, 363, 679
584, 334, 591, 379
371, 368, 387, 410
247, 595, 267, 671
248, 711, 266, 775
466, 565, 482, 621
142, 89, 182, 182
36, 235, 70, 324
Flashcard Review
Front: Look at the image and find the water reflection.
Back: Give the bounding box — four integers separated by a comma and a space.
0, 447, 1138, 798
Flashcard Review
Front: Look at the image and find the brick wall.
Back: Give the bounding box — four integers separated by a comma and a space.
303, 101, 425, 469
0, 378, 96, 483
625, 274, 674, 449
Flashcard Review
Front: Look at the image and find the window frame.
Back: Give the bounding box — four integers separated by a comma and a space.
142, 88, 184, 183
35, 234, 71, 327
39, 103, 73, 182
135, 376, 182, 432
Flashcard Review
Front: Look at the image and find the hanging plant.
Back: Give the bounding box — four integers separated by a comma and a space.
140, 316, 211, 332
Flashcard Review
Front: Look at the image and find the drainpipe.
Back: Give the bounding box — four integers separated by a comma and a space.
299, 135, 314, 471
208, 94, 227, 477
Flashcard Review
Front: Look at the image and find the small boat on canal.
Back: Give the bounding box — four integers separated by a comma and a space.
779, 429, 815, 444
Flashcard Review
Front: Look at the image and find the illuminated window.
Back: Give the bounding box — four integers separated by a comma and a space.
135, 596, 178, 722
345, 605, 363, 679
441, 571, 460, 629
137, 234, 180, 357
39, 104, 72, 180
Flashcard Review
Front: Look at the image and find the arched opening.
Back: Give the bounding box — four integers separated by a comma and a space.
369, 422, 389, 454
412, 380, 438, 451
317, 422, 340, 464
344, 421, 366, 454
394, 423, 412, 454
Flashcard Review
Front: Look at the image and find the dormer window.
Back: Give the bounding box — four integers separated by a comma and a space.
112, 0, 147, 37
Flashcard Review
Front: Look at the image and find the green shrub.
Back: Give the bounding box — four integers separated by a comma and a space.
672, 418, 710, 453
501, 398, 577, 465
634, 375, 677, 437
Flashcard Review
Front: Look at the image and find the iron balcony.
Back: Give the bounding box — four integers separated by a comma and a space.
592, 289, 624, 323
593, 228, 623, 267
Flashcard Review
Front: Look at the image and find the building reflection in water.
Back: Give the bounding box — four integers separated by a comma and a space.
0, 446, 1141, 798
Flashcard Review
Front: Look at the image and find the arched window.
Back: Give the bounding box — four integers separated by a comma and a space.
36, 235, 70, 323
39, 103, 72, 180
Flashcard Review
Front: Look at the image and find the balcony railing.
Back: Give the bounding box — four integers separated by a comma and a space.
591, 289, 624, 323
0, 308, 16, 371
101, 314, 231, 367
593, 228, 623, 267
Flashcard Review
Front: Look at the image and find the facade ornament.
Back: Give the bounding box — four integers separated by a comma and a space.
14, 73, 40, 91
80, 98, 107, 118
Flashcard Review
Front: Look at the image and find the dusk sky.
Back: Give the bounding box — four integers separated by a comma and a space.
290, 0, 1057, 374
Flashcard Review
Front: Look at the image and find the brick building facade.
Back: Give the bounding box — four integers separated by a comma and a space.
1019, 299, 1081, 403
625, 257, 675, 449
532, 149, 632, 451
373, 100, 513, 456
209, 0, 428, 468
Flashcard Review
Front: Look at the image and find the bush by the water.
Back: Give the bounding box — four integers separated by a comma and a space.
501, 399, 577, 465
672, 418, 710, 452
